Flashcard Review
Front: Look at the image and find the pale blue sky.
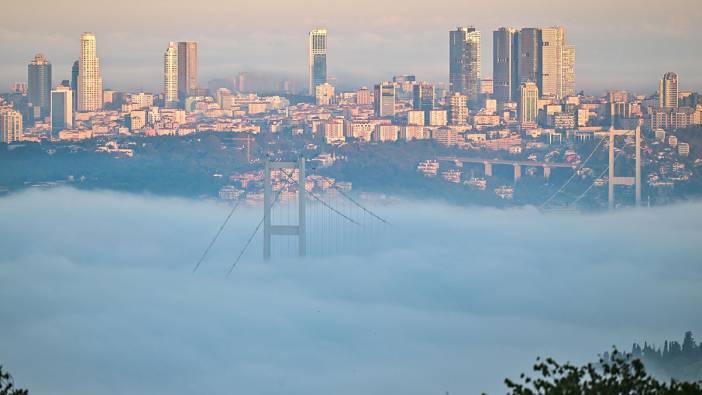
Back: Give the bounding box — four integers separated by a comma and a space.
1, 0, 700, 94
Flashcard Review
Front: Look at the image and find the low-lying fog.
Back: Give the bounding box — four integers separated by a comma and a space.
1, 188, 700, 394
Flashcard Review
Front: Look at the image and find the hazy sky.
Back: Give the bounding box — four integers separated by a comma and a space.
1, 0, 700, 94
1, 188, 701, 394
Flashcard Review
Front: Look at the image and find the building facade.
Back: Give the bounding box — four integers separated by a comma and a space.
177, 41, 198, 100
374, 82, 395, 118
28, 53, 52, 119
515, 28, 542, 90
493, 27, 518, 105
412, 82, 435, 116
51, 85, 73, 133
519, 82, 539, 125
164, 42, 179, 107
449, 27, 481, 104
540, 27, 564, 99
78, 32, 103, 111
308, 29, 328, 96
659, 72, 679, 109
1, 110, 23, 143
448, 92, 468, 126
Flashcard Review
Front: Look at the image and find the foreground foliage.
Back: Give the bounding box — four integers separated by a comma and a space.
503, 350, 702, 395
0, 366, 28, 395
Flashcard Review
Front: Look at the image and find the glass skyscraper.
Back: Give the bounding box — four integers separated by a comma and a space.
28, 53, 52, 119
308, 29, 327, 96
449, 27, 481, 105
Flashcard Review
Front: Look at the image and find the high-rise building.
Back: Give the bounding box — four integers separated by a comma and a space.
308, 29, 327, 96
515, 28, 542, 90
28, 54, 52, 119
448, 92, 468, 126
519, 82, 539, 125
51, 85, 73, 133
493, 28, 518, 105
71, 60, 79, 111
1, 110, 23, 143
540, 27, 564, 99
164, 42, 179, 108
659, 72, 679, 109
413, 82, 435, 116
177, 41, 198, 100
374, 82, 395, 118
78, 32, 103, 111
315, 82, 335, 106
562, 44, 576, 97
609, 90, 630, 123
449, 26, 481, 104
356, 87, 372, 105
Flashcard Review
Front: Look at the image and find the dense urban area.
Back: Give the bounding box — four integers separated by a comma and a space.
1, 28, 701, 210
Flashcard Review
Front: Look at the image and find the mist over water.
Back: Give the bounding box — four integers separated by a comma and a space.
1, 187, 701, 394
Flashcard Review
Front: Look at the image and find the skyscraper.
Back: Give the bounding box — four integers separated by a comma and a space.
519, 82, 539, 125
177, 41, 198, 100
0, 110, 23, 143
374, 82, 395, 118
562, 44, 576, 97
164, 42, 179, 108
308, 29, 327, 96
28, 53, 52, 119
659, 72, 679, 109
449, 27, 481, 104
493, 28, 518, 105
78, 32, 103, 111
540, 27, 564, 99
71, 60, 79, 111
448, 92, 468, 126
515, 28, 542, 90
412, 82, 435, 117
51, 85, 73, 133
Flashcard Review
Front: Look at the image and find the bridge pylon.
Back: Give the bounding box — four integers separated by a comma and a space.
263, 158, 306, 260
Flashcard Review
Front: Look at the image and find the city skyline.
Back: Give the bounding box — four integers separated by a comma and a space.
1, 0, 700, 94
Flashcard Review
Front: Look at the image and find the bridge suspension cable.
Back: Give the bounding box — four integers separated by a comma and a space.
571, 149, 625, 206
279, 168, 362, 227
331, 183, 391, 225
226, 174, 293, 276
540, 137, 606, 209
192, 200, 242, 273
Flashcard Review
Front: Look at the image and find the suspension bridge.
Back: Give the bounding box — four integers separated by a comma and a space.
193, 126, 643, 274
193, 157, 391, 275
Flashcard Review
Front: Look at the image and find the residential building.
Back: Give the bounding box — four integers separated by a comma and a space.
519, 82, 539, 125
315, 82, 335, 106
164, 42, 179, 107
448, 92, 468, 125
659, 72, 679, 109
1, 110, 23, 143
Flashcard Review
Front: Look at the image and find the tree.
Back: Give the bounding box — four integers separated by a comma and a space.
501, 350, 702, 395
0, 366, 28, 395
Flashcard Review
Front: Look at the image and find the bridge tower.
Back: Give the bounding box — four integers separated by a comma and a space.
608, 126, 641, 210
264, 158, 306, 260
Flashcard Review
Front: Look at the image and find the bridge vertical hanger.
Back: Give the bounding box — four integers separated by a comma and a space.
263, 158, 306, 260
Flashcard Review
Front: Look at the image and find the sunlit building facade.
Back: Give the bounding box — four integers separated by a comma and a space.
164, 42, 179, 108
659, 72, 679, 109
78, 32, 103, 111
177, 41, 198, 100
449, 27, 481, 104
1, 110, 23, 143
51, 85, 73, 133
374, 82, 395, 118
